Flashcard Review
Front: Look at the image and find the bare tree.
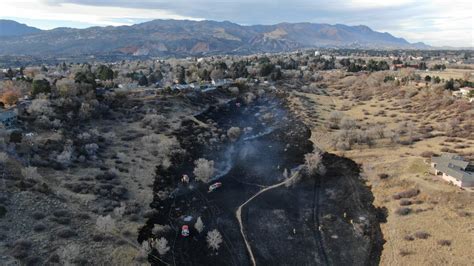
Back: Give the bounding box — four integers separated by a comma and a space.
304, 151, 326, 176
58, 243, 80, 266
141, 114, 167, 130
227, 127, 241, 142
0, 152, 8, 165
194, 217, 205, 233
154, 237, 170, 256
152, 224, 171, 236
96, 215, 116, 233
340, 117, 357, 130
206, 229, 223, 251
113, 202, 126, 219
193, 158, 215, 183
327, 111, 343, 129
21, 166, 41, 180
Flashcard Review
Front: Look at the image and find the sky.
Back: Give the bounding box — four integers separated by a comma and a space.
1, 0, 473, 47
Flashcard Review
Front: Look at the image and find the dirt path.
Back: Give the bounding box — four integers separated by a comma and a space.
235, 170, 301, 266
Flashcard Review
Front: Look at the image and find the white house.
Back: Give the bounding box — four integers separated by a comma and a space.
431, 153, 474, 188
459, 87, 474, 97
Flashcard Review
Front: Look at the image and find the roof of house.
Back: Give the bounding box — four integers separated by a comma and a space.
432, 153, 474, 183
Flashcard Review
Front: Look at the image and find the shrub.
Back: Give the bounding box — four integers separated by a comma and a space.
27, 99, 53, 117
11, 239, 32, 259
378, 173, 389, 179
56, 147, 73, 167
21, 166, 41, 181
32, 211, 45, 220
243, 92, 256, 105
58, 244, 80, 265
96, 215, 116, 233
327, 111, 343, 129
57, 228, 76, 238
31, 79, 51, 96
399, 249, 413, 257
403, 235, 414, 241
399, 199, 412, 206
392, 188, 419, 199
193, 158, 215, 183
395, 207, 411, 216
141, 114, 166, 130
340, 117, 357, 130
0, 205, 6, 218
420, 151, 434, 158
437, 239, 451, 246
227, 127, 241, 142
33, 223, 46, 232
206, 229, 223, 251
85, 143, 99, 156
0, 152, 8, 164
152, 224, 171, 235
414, 231, 430, 239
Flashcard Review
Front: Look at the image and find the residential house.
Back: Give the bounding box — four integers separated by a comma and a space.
431, 153, 474, 188
459, 87, 474, 97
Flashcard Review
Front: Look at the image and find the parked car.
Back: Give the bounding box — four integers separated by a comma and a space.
181, 225, 190, 237
208, 182, 222, 192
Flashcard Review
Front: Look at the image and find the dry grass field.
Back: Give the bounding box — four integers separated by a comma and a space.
287, 70, 474, 266
420, 67, 474, 81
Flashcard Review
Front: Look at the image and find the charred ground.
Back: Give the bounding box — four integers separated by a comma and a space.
139, 92, 384, 265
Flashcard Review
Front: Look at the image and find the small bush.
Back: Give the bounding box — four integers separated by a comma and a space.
395, 207, 411, 216
33, 223, 47, 232
420, 151, 434, 158
32, 212, 46, 220
0, 205, 6, 218
11, 239, 32, 259
378, 173, 389, 179
399, 249, 413, 257
393, 188, 419, 199
414, 231, 430, 239
51, 217, 71, 225
399, 199, 412, 206
404, 235, 414, 241
53, 210, 70, 217
226, 127, 241, 142
57, 228, 76, 238
437, 239, 451, 246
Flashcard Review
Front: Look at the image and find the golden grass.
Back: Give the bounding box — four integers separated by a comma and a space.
289, 78, 474, 266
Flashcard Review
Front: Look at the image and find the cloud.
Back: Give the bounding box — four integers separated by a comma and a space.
2, 0, 473, 47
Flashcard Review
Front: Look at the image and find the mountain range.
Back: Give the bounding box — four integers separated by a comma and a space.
0, 19, 429, 57
0, 20, 42, 37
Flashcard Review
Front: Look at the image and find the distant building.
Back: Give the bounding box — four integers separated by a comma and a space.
459, 87, 474, 97
211, 79, 232, 87
431, 153, 474, 188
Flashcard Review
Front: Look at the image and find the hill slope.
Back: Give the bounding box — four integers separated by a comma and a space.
0, 20, 42, 37
0, 19, 428, 57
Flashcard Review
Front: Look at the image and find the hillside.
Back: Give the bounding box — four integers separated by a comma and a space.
0, 20, 42, 37
0, 19, 429, 57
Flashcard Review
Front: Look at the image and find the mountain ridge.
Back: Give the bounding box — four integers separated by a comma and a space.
0, 20, 42, 37
0, 19, 430, 57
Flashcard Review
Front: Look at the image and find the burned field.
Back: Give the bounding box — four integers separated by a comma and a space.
139, 93, 384, 265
